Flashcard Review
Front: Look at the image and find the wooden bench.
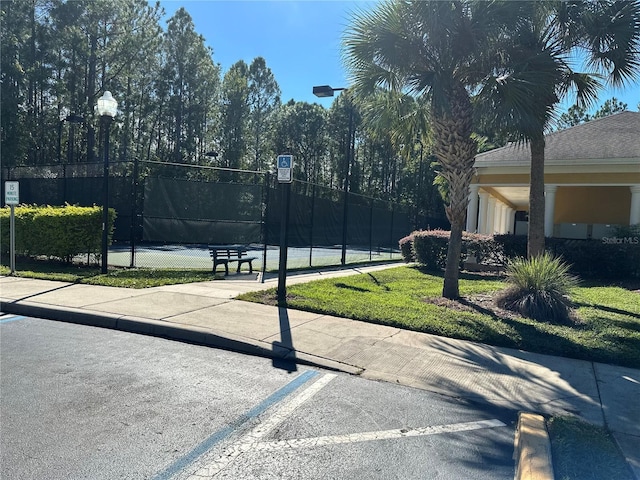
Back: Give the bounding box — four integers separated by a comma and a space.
209, 245, 257, 275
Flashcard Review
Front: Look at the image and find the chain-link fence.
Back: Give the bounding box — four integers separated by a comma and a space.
2, 161, 449, 271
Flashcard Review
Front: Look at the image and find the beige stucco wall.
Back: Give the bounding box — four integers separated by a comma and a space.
554, 186, 631, 224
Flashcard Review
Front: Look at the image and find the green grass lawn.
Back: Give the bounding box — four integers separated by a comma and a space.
548, 416, 636, 480
0, 260, 218, 288
238, 265, 640, 369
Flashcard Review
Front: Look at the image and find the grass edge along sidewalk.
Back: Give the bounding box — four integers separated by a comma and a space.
237, 265, 640, 370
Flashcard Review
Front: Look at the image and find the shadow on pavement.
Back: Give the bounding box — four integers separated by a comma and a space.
272, 306, 297, 373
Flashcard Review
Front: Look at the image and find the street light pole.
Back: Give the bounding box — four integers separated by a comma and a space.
312, 84, 352, 266
95, 91, 118, 274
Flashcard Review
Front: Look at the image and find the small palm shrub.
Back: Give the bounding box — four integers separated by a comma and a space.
497, 253, 579, 323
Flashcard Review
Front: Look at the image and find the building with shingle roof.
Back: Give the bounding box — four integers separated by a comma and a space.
465, 111, 640, 239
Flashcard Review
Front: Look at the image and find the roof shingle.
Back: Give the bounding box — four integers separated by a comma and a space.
474, 111, 640, 165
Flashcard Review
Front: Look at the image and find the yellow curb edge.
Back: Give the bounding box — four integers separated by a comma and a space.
514, 412, 554, 480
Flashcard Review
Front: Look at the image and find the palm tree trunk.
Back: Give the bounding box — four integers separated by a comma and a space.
443, 220, 463, 298
432, 85, 477, 299
528, 133, 545, 257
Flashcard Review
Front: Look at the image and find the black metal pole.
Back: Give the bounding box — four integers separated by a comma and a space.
261, 172, 270, 282
369, 197, 374, 261
130, 156, 139, 268
68, 122, 74, 165
341, 105, 354, 266
277, 181, 291, 305
57, 120, 63, 164
101, 116, 112, 274
309, 182, 316, 267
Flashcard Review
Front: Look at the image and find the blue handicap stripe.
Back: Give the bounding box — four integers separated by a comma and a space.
0, 315, 26, 324
153, 369, 319, 480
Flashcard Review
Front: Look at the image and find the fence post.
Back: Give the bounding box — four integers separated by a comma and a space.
277, 181, 291, 304
261, 172, 270, 282
389, 204, 395, 259
130, 157, 139, 268
341, 189, 349, 265
369, 198, 374, 261
309, 183, 316, 267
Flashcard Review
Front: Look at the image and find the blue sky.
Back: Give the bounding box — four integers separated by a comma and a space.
158, 0, 640, 112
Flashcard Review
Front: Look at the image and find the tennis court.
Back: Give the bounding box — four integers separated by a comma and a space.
108, 243, 402, 272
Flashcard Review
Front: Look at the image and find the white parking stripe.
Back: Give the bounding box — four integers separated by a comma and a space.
187, 373, 337, 479
252, 419, 507, 451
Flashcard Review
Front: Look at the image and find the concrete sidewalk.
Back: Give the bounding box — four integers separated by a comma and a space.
1, 265, 639, 479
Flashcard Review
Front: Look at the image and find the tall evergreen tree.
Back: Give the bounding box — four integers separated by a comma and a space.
162, 7, 219, 165
220, 60, 250, 171
247, 57, 281, 172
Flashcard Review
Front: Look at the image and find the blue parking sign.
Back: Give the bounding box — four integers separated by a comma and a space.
278, 155, 292, 169
277, 155, 293, 183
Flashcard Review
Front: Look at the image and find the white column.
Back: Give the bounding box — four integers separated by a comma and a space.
494, 202, 504, 234
478, 191, 489, 234
544, 185, 558, 237
486, 197, 497, 235
466, 184, 480, 232
630, 185, 640, 225
508, 209, 516, 234
500, 204, 509, 234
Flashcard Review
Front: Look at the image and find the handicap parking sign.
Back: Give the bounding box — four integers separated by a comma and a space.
277, 155, 293, 183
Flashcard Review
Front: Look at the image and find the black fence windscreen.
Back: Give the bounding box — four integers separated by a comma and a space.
2, 162, 449, 269
142, 177, 263, 244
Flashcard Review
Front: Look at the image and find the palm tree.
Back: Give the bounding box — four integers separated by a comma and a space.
477, 0, 640, 257
344, 0, 504, 298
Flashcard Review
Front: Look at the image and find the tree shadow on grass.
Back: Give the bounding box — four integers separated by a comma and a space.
427, 294, 640, 368
574, 302, 640, 321
335, 282, 371, 293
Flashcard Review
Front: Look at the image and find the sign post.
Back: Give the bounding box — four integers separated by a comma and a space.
276, 155, 293, 305
5, 181, 19, 274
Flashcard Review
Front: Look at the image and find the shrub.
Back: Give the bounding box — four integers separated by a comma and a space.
399, 233, 415, 262
493, 234, 527, 259
412, 229, 450, 270
547, 237, 639, 279
0, 204, 116, 262
401, 229, 502, 271
492, 235, 640, 279
497, 253, 579, 323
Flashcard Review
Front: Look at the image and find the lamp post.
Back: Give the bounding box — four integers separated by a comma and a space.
313, 85, 352, 266
96, 91, 118, 274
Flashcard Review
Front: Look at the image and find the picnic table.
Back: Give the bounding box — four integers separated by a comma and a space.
209, 244, 257, 275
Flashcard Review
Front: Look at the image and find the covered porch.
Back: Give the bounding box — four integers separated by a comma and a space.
465, 111, 640, 239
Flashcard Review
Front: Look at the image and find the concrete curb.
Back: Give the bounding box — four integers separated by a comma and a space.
0, 300, 364, 376
514, 412, 554, 480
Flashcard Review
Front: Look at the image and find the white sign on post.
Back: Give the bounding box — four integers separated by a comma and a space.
5, 181, 19, 205
277, 155, 293, 183
5, 181, 19, 274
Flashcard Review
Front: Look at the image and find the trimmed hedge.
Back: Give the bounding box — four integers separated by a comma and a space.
546, 237, 640, 279
401, 230, 640, 278
0, 204, 116, 262
400, 229, 502, 270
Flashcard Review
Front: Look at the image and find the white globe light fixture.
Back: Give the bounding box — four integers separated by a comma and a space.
96, 91, 118, 118
96, 91, 118, 274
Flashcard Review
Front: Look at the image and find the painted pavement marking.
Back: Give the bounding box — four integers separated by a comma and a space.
186, 373, 506, 479
186, 373, 337, 479
0, 314, 26, 324
251, 418, 507, 452
154, 369, 321, 480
